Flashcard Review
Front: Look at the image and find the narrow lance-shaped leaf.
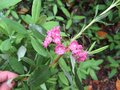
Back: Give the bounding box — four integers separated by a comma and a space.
66, 19, 72, 29
89, 69, 98, 80
108, 68, 117, 78
58, 72, 69, 86
88, 41, 96, 52
61, 7, 70, 18
31, 36, 47, 57
70, 55, 76, 74
53, 4, 57, 15
88, 45, 109, 55
32, 0, 41, 23
73, 16, 85, 20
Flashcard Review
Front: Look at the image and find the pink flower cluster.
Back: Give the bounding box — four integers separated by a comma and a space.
69, 40, 87, 62
43, 26, 65, 55
43, 26, 87, 62
43, 26, 61, 48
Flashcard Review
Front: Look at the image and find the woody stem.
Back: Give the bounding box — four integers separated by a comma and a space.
49, 55, 62, 67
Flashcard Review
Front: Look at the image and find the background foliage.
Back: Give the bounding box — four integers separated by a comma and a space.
0, 0, 120, 90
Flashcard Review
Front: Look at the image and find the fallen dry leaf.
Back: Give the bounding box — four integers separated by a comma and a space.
87, 85, 93, 90
96, 30, 107, 38
18, 7, 29, 14
116, 78, 120, 90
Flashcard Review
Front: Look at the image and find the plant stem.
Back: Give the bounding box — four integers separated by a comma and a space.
49, 55, 62, 67
71, 0, 119, 41
71, 19, 96, 41
100, 4, 115, 16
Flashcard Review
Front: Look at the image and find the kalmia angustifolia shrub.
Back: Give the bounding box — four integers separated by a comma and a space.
43, 26, 87, 62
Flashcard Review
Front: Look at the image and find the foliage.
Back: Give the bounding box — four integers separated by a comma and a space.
0, 0, 120, 89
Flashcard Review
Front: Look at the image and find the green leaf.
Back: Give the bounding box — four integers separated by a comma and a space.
70, 55, 76, 74
2, 17, 27, 34
90, 26, 101, 30
88, 45, 109, 55
57, 0, 63, 6
42, 21, 59, 30
60, 32, 67, 37
59, 58, 70, 72
94, 60, 103, 66
0, 24, 8, 35
0, 0, 21, 11
32, 0, 41, 23
9, 57, 24, 74
107, 56, 116, 64
21, 57, 35, 67
56, 16, 64, 21
40, 83, 47, 90
28, 65, 51, 88
53, 4, 57, 15
61, 7, 70, 18
88, 41, 96, 51
17, 45, 27, 61
89, 69, 98, 80
81, 61, 91, 69
11, 11, 19, 19
31, 36, 47, 57
46, 16, 54, 21
21, 15, 33, 24
15, 34, 25, 44
22, 82, 29, 90
36, 15, 47, 25
108, 69, 117, 78
75, 68, 84, 89
66, 19, 72, 29
73, 16, 85, 20
0, 39, 11, 52
77, 70, 87, 80
58, 72, 69, 86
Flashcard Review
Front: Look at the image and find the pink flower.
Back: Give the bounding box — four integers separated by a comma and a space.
43, 26, 61, 48
47, 30, 52, 37
43, 36, 52, 48
73, 50, 87, 62
53, 36, 61, 44
69, 40, 79, 50
55, 44, 66, 55
69, 40, 87, 63
77, 45, 83, 49
51, 26, 61, 38
77, 51, 87, 62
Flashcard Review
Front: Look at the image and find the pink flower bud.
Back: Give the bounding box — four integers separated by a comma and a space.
55, 44, 66, 55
